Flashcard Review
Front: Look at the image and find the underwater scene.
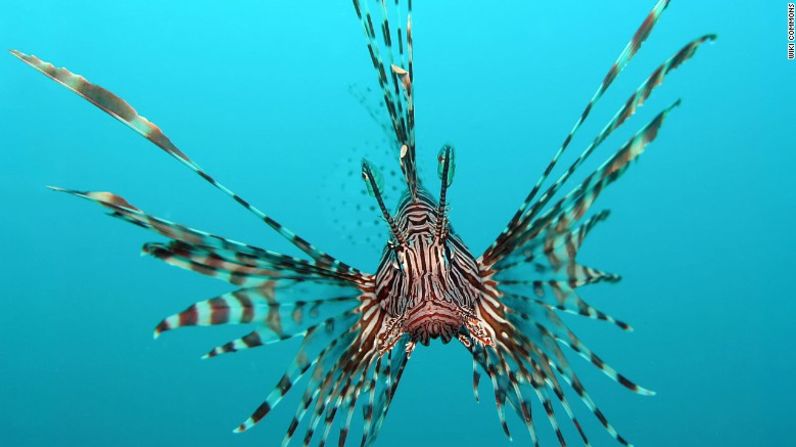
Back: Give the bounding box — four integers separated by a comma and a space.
1, 1, 793, 446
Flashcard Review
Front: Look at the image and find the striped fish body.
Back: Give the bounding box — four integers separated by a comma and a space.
374, 189, 483, 349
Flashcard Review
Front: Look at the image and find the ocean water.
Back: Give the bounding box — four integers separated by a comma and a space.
1, 1, 793, 446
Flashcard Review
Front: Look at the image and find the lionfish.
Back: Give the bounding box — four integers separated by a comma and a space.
12, 0, 714, 445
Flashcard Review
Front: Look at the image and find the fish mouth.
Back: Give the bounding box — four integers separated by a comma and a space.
404, 300, 462, 344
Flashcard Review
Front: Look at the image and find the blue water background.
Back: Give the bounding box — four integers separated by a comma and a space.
1, 1, 793, 446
